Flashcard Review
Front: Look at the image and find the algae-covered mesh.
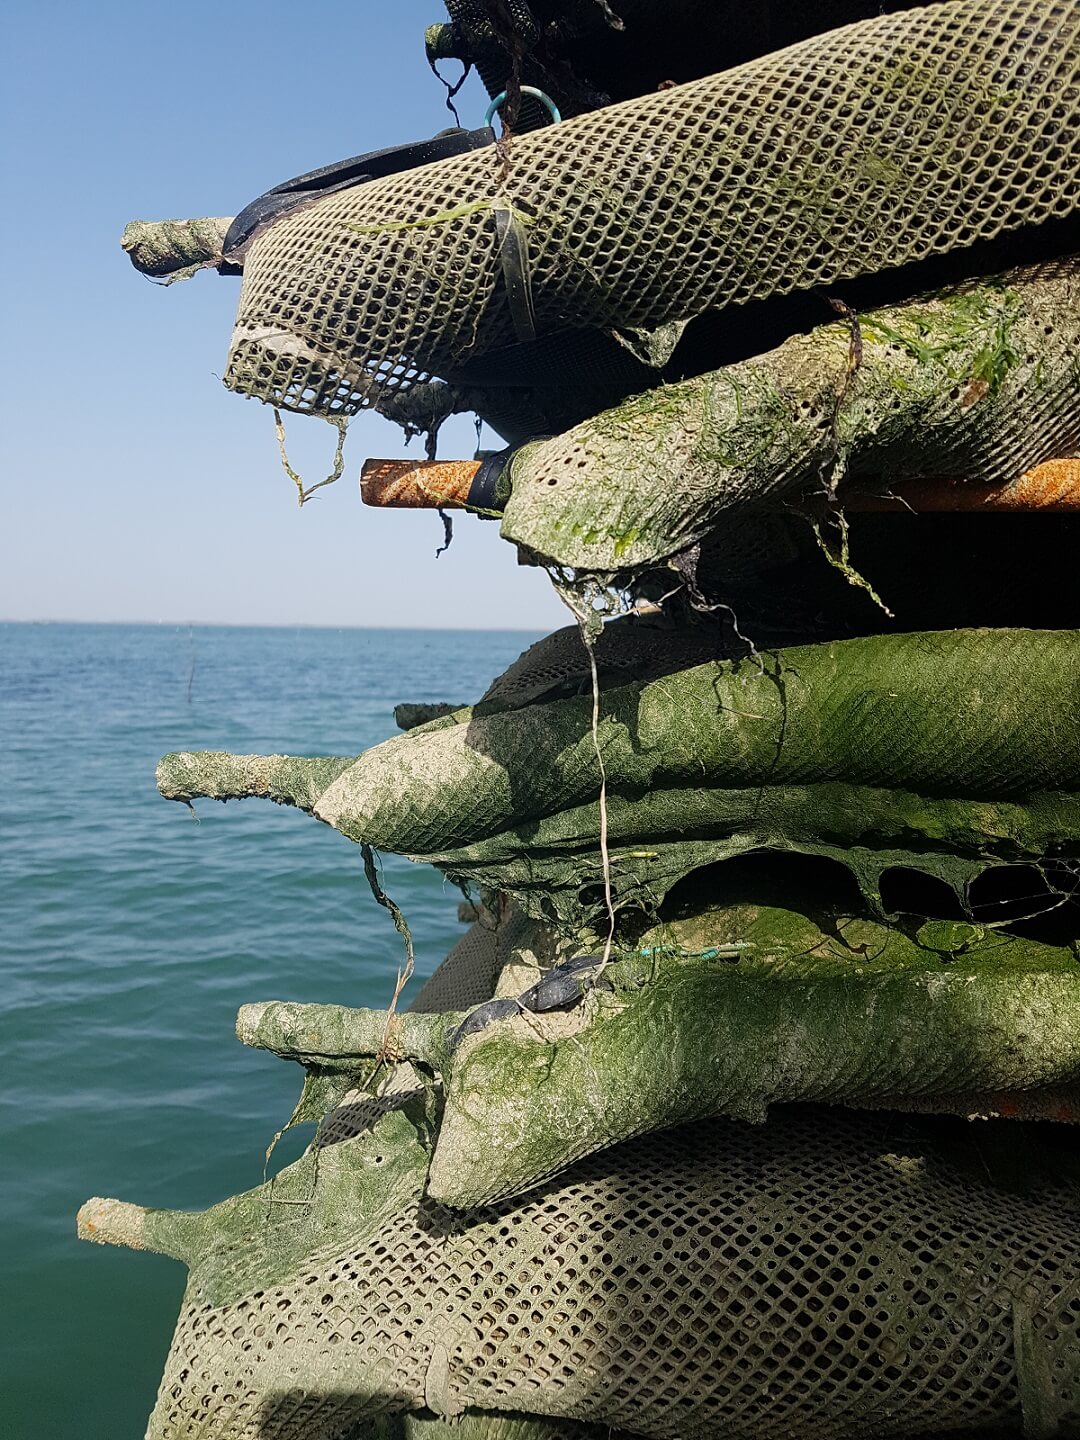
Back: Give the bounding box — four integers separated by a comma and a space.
223, 0, 1080, 416
119, 1108, 1079, 1439
237, 895, 1080, 1209
501, 259, 1080, 573
422, 924, 1080, 1205
157, 629, 1080, 931
476, 615, 745, 709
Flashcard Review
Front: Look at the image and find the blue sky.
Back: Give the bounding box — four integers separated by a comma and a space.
0, 1, 567, 628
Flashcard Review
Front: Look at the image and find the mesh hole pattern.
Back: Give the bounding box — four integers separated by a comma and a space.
149, 1109, 1080, 1440
225, 0, 1080, 417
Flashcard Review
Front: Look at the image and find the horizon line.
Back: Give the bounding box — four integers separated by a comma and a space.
0, 617, 550, 633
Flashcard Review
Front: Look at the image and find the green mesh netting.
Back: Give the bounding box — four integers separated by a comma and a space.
235, 902, 1080, 1208
223, 0, 1080, 416
428, 913, 1080, 1205
156, 629, 1080, 933
79, 1103, 1080, 1439
500, 260, 1080, 573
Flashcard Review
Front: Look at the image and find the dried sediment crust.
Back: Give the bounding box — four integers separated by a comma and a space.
156, 751, 352, 810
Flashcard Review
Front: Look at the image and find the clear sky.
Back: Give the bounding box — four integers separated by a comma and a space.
0, 1, 567, 629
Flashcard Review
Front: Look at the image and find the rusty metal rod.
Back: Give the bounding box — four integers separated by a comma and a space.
360, 458, 481, 510
843, 458, 1080, 512
359, 456, 1080, 514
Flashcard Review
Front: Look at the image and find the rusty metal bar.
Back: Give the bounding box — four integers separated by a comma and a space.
359, 458, 481, 510
359, 456, 1080, 513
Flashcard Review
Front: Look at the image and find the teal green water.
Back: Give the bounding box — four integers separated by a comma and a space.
0, 622, 542, 1439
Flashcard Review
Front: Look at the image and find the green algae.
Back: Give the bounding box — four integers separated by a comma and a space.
427, 909, 1080, 1207
501, 261, 1080, 573
80, 1102, 431, 1308
863, 283, 1024, 394
157, 630, 1080, 939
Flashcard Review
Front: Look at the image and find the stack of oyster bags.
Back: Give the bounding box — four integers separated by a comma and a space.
85, 1, 1080, 1436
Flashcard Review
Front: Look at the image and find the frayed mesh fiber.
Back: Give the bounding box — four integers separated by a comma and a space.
224, 0, 1080, 416
148, 1108, 1079, 1440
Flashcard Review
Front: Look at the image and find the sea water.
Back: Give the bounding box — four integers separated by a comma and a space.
0, 621, 543, 1439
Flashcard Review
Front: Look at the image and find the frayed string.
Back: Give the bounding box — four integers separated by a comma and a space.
361, 842, 417, 1059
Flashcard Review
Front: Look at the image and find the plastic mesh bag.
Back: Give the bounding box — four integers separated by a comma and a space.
236, 900, 1080, 1208
426, 913, 1080, 1204
156, 629, 1080, 933
500, 259, 1080, 573
81, 1105, 1080, 1439
223, 0, 1080, 417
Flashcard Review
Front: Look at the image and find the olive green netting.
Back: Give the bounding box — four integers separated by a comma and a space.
500, 260, 1080, 573
427, 911, 1080, 1205
82, 1103, 1080, 1440
234, 895, 1080, 1210
360, 1414, 604, 1440
475, 614, 745, 708
156, 629, 1080, 934
223, 0, 1080, 417
391, 614, 751, 741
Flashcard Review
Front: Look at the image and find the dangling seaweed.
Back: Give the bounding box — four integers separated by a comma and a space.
273, 410, 348, 506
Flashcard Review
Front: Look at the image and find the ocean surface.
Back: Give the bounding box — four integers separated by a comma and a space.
0, 621, 545, 1440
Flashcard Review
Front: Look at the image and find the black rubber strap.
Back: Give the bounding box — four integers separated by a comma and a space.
223, 127, 493, 261
466, 448, 514, 511
494, 204, 537, 344
467, 436, 553, 512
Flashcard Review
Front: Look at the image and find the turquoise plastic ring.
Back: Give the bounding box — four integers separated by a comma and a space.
484, 86, 562, 128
